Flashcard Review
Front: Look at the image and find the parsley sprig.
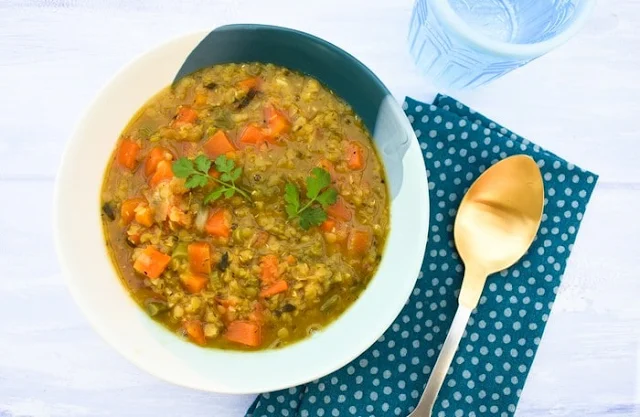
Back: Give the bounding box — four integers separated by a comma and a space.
172, 155, 251, 203
285, 167, 337, 230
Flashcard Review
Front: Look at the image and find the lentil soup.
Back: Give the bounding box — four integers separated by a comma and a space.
101, 63, 390, 350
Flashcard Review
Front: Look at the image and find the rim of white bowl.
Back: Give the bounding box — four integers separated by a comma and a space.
430, 0, 596, 59
54, 29, 430, 394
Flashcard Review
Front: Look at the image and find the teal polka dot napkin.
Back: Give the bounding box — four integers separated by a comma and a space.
246, 95, 598, 417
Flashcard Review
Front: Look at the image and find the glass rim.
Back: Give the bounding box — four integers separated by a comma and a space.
430, 0, 596, 59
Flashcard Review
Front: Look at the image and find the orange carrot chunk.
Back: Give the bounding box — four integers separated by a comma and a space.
172, 106, 198, 127
184, 320, 206, 345
133, 246, 171, 279
347, 229, 373, 255
260, 280, 289, 298
120, 198, 146, 224
326, 198, 352, 221
346, 141, 365, 170
239, 124, 269, 145
264, 104, 290, 138
116, 139, 140, 170
225, 320, 262, 347
145, 147, 172, 176
320, 219, 336, 232
134, 204, 154, 227
149, 160, 174, 187
205, 209, 231, 238
204, 130, 236, 157
259, 254, 279, 283
180, 273, 209, 294
188, 242, 211, 274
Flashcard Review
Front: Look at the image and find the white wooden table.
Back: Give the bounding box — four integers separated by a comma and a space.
1, 1, 638, 416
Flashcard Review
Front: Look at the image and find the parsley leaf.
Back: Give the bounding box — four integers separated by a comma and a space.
284, 168, 337, 230
231, 167, 242, 181
215, 155, 234, 174
284, 183, 300, 218
172, 158, 197, 178
299, 206, 327, 230
204, 188, 225, 204
172, 155, 251, 203
184, 174, 209, 189
194, 154, 212, 173
306, 167, 331, 199
316, 188, 338, 208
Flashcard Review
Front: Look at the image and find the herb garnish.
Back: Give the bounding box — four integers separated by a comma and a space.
172, 155, 251, 203
284, 167, 337, 230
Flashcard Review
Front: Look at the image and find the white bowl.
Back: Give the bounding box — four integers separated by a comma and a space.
54, 27, 429, 394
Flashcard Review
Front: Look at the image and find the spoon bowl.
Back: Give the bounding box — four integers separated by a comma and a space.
455, 155, 545, 275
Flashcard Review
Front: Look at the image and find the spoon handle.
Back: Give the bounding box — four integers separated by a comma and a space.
409, 305, 473, 417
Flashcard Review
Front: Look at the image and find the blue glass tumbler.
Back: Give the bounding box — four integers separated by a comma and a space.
409, 0, 595, 90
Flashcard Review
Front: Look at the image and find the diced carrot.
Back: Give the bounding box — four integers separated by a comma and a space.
133, 246, 171, 279
116, 139, 140, 170
264, 104, 290, 138
172, 106, 198, 127
347, 229, 373, 255
225, 320, 261, 347
346, 141, 365, 170
134, 204, 154, 227
237, 77, 261, 91
208, 167, 221, 179
260, 280, 288, 298
259, 254, 280, 283
188, 242, 211, 274
180, 273, 208, 294
251, 230, 270, 248
184, 320, 206, 345
203, 130, 236, 157
326, 198, 352, 221
320, 219, 336, 232
145, 147, 172, 176
286, 255, 296, 265
149, 160, 174, 187
239, 123, 269, 145
120, 198, 146, 224
205, 209, 231, 238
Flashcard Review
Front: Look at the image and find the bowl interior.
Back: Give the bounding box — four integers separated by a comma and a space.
54, 26, 429, 394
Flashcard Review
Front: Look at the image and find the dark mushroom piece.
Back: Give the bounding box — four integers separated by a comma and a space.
101, 202, 115, 221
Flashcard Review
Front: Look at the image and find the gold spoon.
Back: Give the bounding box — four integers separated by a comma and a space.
409, 155, 544, 417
